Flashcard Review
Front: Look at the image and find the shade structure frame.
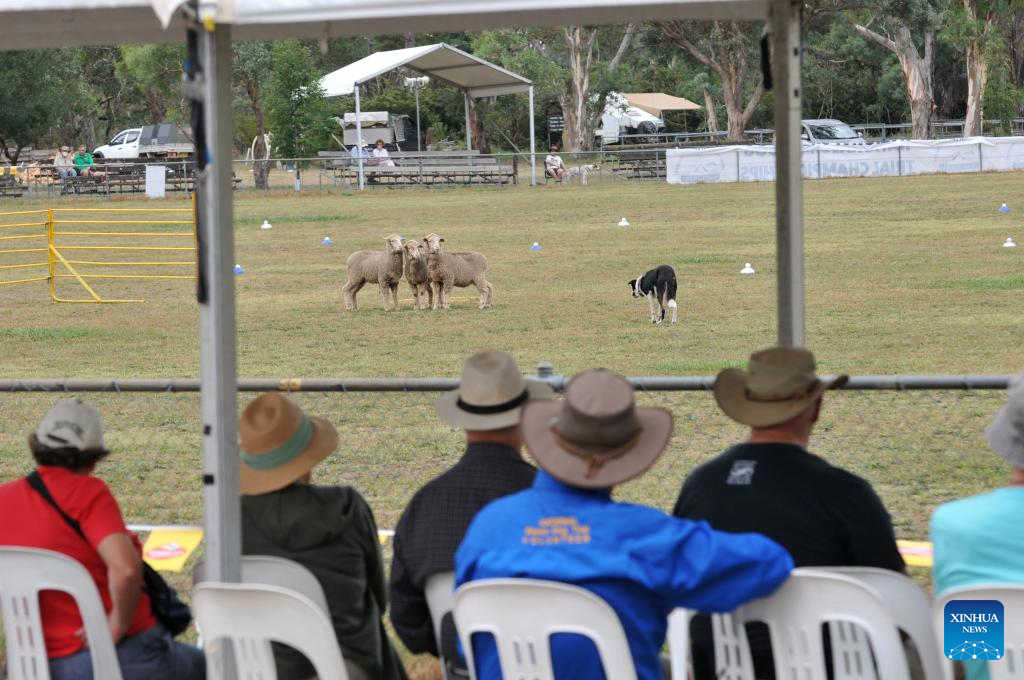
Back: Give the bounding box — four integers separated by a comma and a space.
0, 0, 804, 583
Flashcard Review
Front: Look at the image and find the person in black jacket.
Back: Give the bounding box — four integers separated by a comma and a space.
388, 351, 554, 677
674, 347, 904, 680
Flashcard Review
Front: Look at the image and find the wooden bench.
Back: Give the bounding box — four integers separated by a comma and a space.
318, 151, 517, 187
26, 163, 238, 196
611, 154, 666, 180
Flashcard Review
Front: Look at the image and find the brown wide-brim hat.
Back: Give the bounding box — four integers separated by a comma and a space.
523, 369, 673, 489
437, 350, 555, 430
238, 393, 339, 495
714, 347, 848, 428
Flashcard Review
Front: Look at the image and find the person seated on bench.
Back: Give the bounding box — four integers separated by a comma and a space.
351, 139, 372, 165
372, 140, 396, 168
545, 145, 566, 182
73, 145, 104, 180
53, 146, 77, 193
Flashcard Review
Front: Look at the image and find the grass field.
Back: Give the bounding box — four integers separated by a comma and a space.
1, 173, 1021, 675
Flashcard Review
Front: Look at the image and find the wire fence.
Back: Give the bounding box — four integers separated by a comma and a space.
0, 373, 1012, 544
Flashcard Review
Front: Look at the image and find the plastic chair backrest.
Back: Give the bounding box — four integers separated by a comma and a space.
453, 578, 638, 680
667, 608, 692, 680
425, 571, 456, 652
0, 546, 124, 680
666, 609, 755, 680
828, 566, 950, 680
934, 585, 1024, 680
193, 582, 349, 680
738, 569, 910, 680
193, 555, 329, 614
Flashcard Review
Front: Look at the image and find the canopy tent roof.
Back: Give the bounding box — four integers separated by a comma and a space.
321, 43, 531, 100
3, 0, 769, 51
619, 92, 702, 116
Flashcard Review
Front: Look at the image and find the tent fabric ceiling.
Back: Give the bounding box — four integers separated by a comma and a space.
321, 43, 531, 99
620, 92, 702, 116
1, 0, 768, 51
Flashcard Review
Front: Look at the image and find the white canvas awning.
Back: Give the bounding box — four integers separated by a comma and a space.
321, 43, 531, 99
3, 0, 769, 51
620, 92, 703, 116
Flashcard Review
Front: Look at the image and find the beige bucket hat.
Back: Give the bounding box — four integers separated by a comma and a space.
715, 347, 848, 428
436, 351, 555, 431
522, 369, 673, 489
985, 373, 1024, 469
239, 393, 339, 495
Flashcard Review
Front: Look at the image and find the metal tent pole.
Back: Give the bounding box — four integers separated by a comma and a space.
355, 84, 365, 190
198, 21, 240, 584
771, 0, 805, 347
464, 92, 473, 151
415, 86, 422, 152
528, 86, 537, 186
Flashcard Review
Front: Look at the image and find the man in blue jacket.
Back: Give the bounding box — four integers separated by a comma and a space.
456, 369, 794, 680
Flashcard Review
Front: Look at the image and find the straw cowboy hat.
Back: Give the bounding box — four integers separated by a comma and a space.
985, 373, 1024, 469
714, 347, 849, 428
238, 393, 339, 495
436, 351, 555, 431
522, 369, 673, 489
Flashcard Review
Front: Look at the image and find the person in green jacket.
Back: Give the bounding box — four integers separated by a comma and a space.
237, 393, 409, 680
72, 145, 98, 176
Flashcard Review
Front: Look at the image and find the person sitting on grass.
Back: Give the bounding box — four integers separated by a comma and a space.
73, 144, 103, 180
456, 368, 794, 680
0, 398, 205, 680
931, 373, 1024, 680
238, 392, 408, 680
544, 145, 566, 182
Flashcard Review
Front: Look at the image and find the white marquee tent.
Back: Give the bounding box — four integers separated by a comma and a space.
0, 0, 806, 586
320, 43, 537, 187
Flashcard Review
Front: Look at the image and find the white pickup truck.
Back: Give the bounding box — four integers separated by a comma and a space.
92, 125, 194, 160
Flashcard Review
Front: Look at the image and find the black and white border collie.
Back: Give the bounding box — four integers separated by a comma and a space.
628, 265, 678, 324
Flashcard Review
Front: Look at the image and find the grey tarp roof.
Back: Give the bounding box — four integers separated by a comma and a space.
321, 43, 530, 99
3, 0, 769, 51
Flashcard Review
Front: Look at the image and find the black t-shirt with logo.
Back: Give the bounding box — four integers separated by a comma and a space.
673, 442, 904, 569
674, 442, 905, 680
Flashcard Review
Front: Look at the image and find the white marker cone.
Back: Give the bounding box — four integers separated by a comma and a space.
530, 242, 541, 251
999, 203, 1009, 213
260, 220, 272, 230
1003, 237, 1016, 248
322, 236, 334, 245
618, 217, 630, 227
234, 264, 245, 275
740, 262, 755, 274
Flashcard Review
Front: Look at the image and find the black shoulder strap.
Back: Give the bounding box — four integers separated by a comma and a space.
27, 471, 87, 540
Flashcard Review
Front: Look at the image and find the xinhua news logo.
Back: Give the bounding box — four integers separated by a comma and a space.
943, 600, 1004, 662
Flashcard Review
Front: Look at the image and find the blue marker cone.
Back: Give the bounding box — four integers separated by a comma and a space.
234, 264, 245, 275
322, 236, 334, 245
1000, 203, 1009, 213
530, 242, 541, 251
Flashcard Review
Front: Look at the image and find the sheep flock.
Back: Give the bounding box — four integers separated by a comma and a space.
343, 233, 493, 311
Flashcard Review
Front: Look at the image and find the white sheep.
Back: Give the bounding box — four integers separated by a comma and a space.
423, 233, 493, 310
343, 234, 404, 311
402, 239, 433, 310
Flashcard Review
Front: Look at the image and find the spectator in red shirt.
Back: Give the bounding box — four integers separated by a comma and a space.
0, 398, 205, 680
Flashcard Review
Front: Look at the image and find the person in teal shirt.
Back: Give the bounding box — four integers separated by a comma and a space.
72, 145, 99, 177
931, 374, 1024, 680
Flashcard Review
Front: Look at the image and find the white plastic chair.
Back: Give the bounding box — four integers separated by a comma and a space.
666, 609, 756, 680
934, 585, 1024, 680
193, 554, 329, 614
425, 571, 459, 680
0, 546, 124, 680
828, 566, 950, 680
453, 578, 638, 680
193, 581, 350, 680
738, 569, 910, 680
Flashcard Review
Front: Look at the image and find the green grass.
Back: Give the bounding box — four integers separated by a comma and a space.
1, 173, 1021, 676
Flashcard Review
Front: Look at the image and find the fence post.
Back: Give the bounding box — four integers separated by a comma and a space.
512, 154, 518, 186
47, 208, 55, 302
978, 141, 983, 172
897, 146, 903, 177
